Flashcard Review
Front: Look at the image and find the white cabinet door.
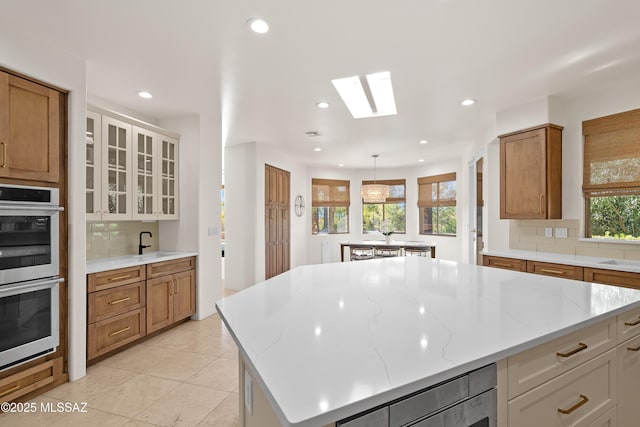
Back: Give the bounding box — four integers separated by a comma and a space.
618, 334, 640, 426
86, 111, 103, 221
132, 126, 157, 220
157, 135, 179, 220
101, 116, 132, 220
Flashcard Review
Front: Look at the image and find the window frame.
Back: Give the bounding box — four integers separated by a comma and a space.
361, 179, 407, 234
311, 178, 350, 235
583, 108, 640, 239
417, 172, 457, 236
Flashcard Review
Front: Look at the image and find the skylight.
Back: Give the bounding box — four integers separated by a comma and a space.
331, 72, 397, 119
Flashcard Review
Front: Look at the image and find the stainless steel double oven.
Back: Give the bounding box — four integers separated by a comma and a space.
0, 184, 63, 371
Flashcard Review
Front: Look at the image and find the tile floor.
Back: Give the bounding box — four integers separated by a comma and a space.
0, 313, 240, 427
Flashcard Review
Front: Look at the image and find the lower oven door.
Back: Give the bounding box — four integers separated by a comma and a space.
410, 388, 496, 427
0, 277, 62, 371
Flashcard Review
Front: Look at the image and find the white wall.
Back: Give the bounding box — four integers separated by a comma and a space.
0, 28, 88, 381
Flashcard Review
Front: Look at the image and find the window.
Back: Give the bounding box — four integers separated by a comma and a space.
418, 173, 457, 235
312, 179, 350, 234
583, 108, 640, 240
362, 179, 406, 234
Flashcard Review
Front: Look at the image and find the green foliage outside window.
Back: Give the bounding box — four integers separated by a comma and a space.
589, 195, 640, 240
362, 202, 406, 233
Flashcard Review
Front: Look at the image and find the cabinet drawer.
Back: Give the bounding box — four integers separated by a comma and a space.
508, 317, 616, 398
527, 261, 584, 280
87, 265, 146, 293
88, 281, 145, 324
508, 349, 616, 427
146, 256, 195, 279
87, 308, 146, 360
617, 305, 640, 342
0, 358, 63, 403
584, 268, 640, 290
482, 256, 527, 272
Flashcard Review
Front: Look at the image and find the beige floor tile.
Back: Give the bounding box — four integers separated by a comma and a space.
45, 364, 133, 402
185, 358, 238, 392
0, 396, 70, 426
133, 383, 229, 427
48, 407, 130, 427
142, 351, 214, 381
99, 344, 182, 373
89, 374, 180, 418
121, 420, 160, 427
142, 330, 228, 358
219, 348, 239, 361
198, 392, 239, 427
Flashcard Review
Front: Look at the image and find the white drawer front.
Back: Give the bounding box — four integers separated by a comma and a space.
508, 349, 616, 427
617, 305, 640, 343
508, 318, 616, 398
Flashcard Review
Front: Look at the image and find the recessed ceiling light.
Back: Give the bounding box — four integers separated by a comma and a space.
314, 147, 322, 152
461, 99, 476, 106
338, 163, 344, 167
316, 101, 330, 109
138, 91, 152, 99
419, 159, 425, 163
419, 140, 428, 144
247, 18, 269, 34
331, 71, 397, 119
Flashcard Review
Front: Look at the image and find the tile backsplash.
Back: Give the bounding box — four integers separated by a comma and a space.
509, 219, 640, 260
87, 221, 159, 260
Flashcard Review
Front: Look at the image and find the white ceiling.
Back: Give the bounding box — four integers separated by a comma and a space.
2, 0, 640, 168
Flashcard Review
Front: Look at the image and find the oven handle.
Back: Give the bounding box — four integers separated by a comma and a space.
0, 205, 64, 212
0, 277, 64, 294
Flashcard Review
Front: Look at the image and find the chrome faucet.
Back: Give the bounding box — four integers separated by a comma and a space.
139, 231, 152, 255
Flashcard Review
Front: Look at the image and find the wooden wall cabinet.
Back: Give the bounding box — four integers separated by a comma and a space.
0, 71, 61, 183
499, 124, 563, 219
146, 257, 196, 334
265, 164, 290, 279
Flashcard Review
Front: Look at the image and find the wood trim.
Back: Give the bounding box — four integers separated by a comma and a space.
583, 108, 640, 136
0, 66, 69, 94
498, 123, 564, 139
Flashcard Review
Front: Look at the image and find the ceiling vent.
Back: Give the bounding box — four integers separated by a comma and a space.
304, 130, 321, 137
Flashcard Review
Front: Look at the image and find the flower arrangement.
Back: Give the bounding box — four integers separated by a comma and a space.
380, 219, 394, 236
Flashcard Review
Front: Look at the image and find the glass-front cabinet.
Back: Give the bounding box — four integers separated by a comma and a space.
86, 111, 102, 221
86, 109, 179, 221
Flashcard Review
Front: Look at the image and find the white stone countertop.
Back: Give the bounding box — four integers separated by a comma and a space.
86, 251, 198, 274
481, 248, 640, 273
215, 257, 640, 427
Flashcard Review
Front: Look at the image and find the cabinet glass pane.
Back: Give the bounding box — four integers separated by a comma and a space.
146, 156, 152, 173
108, 170, 117, 190
137, 194, 144, 214
162, 179, 167, 195
87, 117, 94, 141
169, 143, 175, 160
163, 141, 168, 158
138, 154, 144, 172
86, 166, 94, 189
162, 160, 167, 176
118, 195, 126, 213
108, 125, 117, 146
108, 147, 116, 167
169, 198, 175, 214
169, 162, 174, 178
138, 135, 144, 152
118, 149, 126, 169
86, 193, 93, 214
138, 175, 144, 192
86, 144, 94, 165
118, 172, 126, 192
108, 193, 116, 213
146, 137, 152, 154
169, 180, 174, 196
118, 128, 126, 148
162, 198, 168, 213
146, 197, 152, 214
146, 176, 153, 193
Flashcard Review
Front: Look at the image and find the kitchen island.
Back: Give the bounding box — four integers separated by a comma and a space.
215, 257, 640, 426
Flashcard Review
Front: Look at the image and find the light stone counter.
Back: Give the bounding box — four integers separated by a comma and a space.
215, 257, 640, 427
481, 248, 640, 273
86, 251, 198, 274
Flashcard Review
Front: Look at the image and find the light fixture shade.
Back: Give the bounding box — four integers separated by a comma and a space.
361, 183, 390, 203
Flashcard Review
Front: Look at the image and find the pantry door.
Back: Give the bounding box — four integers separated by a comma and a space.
265, 164, 290, 279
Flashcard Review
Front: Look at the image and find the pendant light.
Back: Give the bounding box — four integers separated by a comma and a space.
361, 154, 390, 203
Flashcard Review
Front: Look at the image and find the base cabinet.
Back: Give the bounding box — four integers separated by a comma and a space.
146, 265, 195, 334
617, 334, 640, 426
0, 358, 65, 403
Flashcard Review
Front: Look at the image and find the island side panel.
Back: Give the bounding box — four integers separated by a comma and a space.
497, 358, 508, 427
239, 353, 336, 427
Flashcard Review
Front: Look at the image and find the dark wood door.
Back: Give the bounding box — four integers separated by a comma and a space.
265, 164, 290, 279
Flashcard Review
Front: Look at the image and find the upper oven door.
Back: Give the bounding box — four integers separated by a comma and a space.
0, 206, 60, 285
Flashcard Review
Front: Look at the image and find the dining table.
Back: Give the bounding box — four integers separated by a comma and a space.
339, 239, 436, 262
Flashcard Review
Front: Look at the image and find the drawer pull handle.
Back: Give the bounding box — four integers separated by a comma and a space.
556, 342, 588, 358
628, 345, 640, 352
541, 268, 565, 275
0, 384, 19, 398
0, 142, 6, 168
108, 297, 131, 305
109, 326, 131, 337
493, 262, 513, 268
109, 274, 131, 281
558, 394, 589, 415
625, 317, 640, 327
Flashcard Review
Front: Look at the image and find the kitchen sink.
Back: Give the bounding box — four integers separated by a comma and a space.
598, 259, 640, 266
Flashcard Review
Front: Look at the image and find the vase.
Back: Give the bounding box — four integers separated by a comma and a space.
385, 235, 391, 244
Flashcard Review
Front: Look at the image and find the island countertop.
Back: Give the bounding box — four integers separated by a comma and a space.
215, 257, 640, 427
